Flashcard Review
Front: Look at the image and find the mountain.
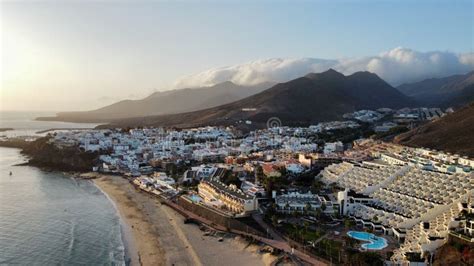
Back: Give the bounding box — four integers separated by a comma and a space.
394, 102, 474, 157
397, 71, 474, 107
101, 69, 414, 129
37, 81, 274, 122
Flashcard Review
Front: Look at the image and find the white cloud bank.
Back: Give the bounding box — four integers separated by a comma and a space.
173, 47, 474, 88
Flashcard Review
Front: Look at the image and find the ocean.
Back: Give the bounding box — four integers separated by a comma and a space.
0, 111, 100, 138
0, 112, 127, 265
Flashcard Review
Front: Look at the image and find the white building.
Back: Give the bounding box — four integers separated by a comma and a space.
324, 141, 344, 154
275, 191, 335, 214
286, 163, 305, 174
322, 160, 474, 264
152, 172, 176, 186
374, 122, 398, 133
198, 177, 257, 216
241, 181, 266, 197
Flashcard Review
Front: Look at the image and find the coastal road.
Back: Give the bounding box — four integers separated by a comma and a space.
251, 213, 285, 242
251, 213, 328, 266
253, 236, 327, 266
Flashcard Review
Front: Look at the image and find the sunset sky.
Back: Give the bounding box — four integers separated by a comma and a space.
1, 0, 473, 111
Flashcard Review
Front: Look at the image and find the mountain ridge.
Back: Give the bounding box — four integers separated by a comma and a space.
396, 71, 474, 107
37, 81, 274, 123
100, 69, 415, 129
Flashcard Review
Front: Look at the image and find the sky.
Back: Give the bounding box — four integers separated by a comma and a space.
1, 0, 473, 112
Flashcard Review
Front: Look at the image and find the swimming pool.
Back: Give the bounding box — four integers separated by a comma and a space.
189, 194, 202, 203
347, 231, 388, 250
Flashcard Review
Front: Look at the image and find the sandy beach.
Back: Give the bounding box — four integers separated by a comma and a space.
94, 175, 276, 266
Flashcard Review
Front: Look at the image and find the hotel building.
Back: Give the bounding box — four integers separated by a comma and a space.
198, 175, 257, 216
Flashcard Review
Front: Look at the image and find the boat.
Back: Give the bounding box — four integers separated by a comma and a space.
9, 171, 12, 176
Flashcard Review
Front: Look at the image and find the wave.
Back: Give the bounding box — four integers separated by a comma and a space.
93, 181, 128, 266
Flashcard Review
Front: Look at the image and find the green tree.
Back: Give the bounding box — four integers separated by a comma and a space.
321, 202, 327, 212
315, 208, 322, 218
311, 179, 324, 193
265, 179, 275, 198
303, 221, 309, 235
279, 167, 287, 177
271, 215, 278, 227
292, 210, 299, 218
344, 218, 352, 229
255, 165, 264, 184
329, 182, 339, 193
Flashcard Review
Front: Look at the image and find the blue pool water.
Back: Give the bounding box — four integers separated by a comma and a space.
189, 194, 202, 203
347, 231, 388, 250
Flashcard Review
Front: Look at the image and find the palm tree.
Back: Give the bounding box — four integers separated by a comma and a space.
271, 215, 278, 227
315, 208, 322, 219
303, 221, 309, 234
285, 202, 290, 214
344, 218, 352, 229
321, 202, 327, 212
255, 165, 264, 184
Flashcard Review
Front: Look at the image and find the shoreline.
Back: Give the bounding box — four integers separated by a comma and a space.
93, 175, 166, 265
94, 181, 139, 266
93, 175, 277, 266
3, 143, 278, 265
3, 146, 279, 265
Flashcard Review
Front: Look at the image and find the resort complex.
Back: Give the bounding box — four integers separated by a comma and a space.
6, 124, 473, 265
322, 155, 473, 263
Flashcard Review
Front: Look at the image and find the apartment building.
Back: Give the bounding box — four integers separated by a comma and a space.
198, 176, 257, 216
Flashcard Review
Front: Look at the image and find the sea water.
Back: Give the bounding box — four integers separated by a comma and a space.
0, 112, 127, 265
0, 147, 126, 265
0, 111, 100, 138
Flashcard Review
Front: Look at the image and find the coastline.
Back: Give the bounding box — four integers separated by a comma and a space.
2, 146, 278, 265
0, 147, 134, 265
93, 175, 276, 266
93, 175, 166, 266
94, 180, 140, 266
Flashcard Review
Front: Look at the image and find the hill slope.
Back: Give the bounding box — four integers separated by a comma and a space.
397, 71, 474, 107
103, 69, 414, 129
38, 81, 273, 122
394, 102, 474, 157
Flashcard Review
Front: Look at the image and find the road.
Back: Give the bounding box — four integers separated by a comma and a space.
252, 213, 285, 241
136, 183, 328, 265
251, 213, 328, 266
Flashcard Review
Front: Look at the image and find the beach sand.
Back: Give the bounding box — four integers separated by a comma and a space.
94, 175, 276, 266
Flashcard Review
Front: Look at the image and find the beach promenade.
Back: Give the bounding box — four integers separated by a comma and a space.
146, 185, 328, 266
95, 175, 276, 266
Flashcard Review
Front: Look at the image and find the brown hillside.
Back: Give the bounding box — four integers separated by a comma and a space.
395, 102, 474, 157
101, 69, 414, 129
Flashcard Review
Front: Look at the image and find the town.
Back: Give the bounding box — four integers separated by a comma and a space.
43, 113, 474, 265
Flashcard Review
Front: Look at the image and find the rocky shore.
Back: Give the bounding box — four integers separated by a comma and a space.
1, 137, 278, 265
0, 138, 31, 149
0, 137, 99, 172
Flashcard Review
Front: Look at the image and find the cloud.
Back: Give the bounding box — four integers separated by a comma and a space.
173, 47, 474, 88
